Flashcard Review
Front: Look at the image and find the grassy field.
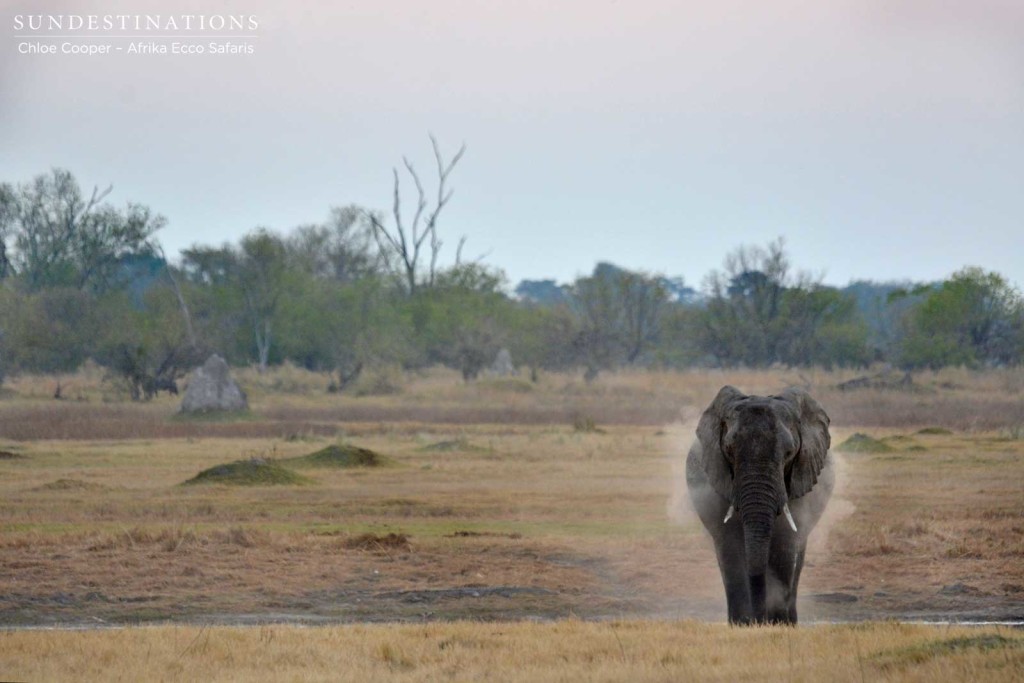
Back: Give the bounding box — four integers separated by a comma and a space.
3, 621, 1023, 682
1, 365, 1022, 679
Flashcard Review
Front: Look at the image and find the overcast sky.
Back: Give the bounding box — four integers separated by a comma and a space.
2, 0, 1022, 289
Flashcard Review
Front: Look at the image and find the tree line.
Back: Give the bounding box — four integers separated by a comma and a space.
1, 164, 1022, 398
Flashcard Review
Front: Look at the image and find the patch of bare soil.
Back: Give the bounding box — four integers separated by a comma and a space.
583, 534, 1024, 625
1, 527, 1021, 626
0, 533, 622, 626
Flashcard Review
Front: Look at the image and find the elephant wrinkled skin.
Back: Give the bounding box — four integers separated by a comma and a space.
686, 385, 834, 625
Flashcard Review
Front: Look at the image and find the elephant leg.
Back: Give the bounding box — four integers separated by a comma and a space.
714, 525, 752, 624
765, 532, 801, 624
787, 546, 807, 623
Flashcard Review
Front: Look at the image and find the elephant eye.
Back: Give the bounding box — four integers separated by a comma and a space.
720, 422, 738, 460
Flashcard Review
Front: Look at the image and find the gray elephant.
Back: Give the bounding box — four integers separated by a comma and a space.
686, 386, 834, 625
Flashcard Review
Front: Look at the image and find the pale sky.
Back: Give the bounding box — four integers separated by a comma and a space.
2, 0, 1022, 289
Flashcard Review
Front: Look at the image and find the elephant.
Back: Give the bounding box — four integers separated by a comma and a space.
686, 385, 834, 625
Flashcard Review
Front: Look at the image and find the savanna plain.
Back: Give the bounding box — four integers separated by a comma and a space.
1, 366, 1023, 681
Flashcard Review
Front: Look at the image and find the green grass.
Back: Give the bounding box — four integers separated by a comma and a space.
283, 443, 391, 468
917, 427, 954, 435
181, 458, 313, 486
838, 433, 893, 452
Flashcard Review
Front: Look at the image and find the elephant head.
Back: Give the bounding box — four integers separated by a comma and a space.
695, 385, 830, 619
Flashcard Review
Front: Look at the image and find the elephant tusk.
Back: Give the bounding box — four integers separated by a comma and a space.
723, 504, 735, 524
783, 502, 798, 532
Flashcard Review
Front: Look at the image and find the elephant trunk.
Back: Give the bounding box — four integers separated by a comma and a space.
736, 469, 786, 621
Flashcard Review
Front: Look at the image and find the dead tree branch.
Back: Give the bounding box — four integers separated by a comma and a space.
365, 135, 466, 294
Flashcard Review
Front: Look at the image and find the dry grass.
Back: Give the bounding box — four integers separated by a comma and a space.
0, 422, 1021, 626
3, 365, 1024, 442
1, 366, 1023, 678
1, 621, 1021, 682
0, 402, 343, 441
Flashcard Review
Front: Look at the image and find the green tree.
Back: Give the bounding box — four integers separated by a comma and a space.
179, 245, 249, 362
409, 264, 513, 380
897, 267, 1024, 368
653, 304, 704, 367
0, 287, 96, 375
699, 239, 791, 366
237, 229, 289, 372
181, 231, 290, 371
275, 274, 411, 390
0, 169, 163, 293
504, 304, 577, 380
697, 239, 869, 367
93, 286, 206, 400
777, 287, 870, 367
286, 205, 379, 283
568, 263, 669, 379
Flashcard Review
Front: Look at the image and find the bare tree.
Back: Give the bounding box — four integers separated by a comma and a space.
366, 135, 466, 294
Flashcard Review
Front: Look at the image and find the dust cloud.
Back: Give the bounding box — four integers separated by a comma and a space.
607, 404, 859, 622
663, 407, 855, 546
808, 450, 855, 555
648, 407, 725, 620
663, 406, 703, 527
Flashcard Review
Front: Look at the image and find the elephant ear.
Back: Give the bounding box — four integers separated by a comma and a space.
695, 385, 746, 501
780, 387, 831, 500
